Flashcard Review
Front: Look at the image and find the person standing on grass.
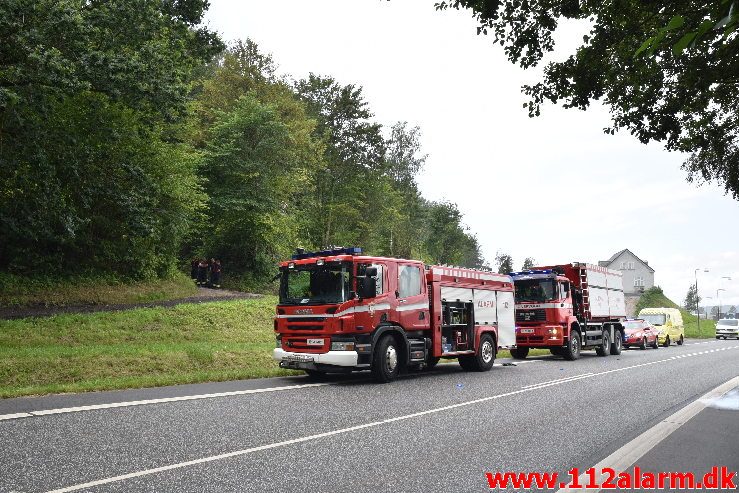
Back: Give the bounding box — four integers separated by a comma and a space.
190, 258, 198, 281
211, 259, 222, 288
197, 258, 208, 286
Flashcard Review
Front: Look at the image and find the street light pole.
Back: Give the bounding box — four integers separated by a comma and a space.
694, 268, 708, 337
717, 288, 726, 320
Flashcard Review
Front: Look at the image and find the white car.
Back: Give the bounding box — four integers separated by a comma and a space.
715, 318, 739, 340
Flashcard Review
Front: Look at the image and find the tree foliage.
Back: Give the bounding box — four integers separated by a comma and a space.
521, 257, 536, 270
436, 0, 739, 199
683, 282, 700, 312
495, 252, 513, 274
0, 0, 220, 276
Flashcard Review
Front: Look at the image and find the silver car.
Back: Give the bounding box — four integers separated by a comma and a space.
715, 318, 739, 339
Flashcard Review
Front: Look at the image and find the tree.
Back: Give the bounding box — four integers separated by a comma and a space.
683, 282, 701, 312
200, 93, 324, 278
521, 257, 536, 270
495, 252, 513, 274
435, 1, 739, 199
295, 74, 385, 248
0, 0, 222, 277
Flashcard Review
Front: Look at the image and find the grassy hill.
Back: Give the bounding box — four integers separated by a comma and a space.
635, 287, 715, 338
0, 272, 197, 307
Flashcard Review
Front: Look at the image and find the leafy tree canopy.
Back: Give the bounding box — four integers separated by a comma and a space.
436, 1, 739, 199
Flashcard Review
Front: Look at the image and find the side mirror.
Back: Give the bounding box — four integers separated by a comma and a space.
359, 269, 378, 299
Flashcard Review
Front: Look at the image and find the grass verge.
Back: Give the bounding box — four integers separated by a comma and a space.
0, 296, 299, 398
0, 271, 197, 307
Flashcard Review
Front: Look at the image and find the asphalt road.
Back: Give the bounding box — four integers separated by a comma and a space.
2, 339, 738, 493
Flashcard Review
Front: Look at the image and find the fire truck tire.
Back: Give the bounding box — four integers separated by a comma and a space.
425, 356, 440, 370
663, 335, 670, 347
459, 334, 496, 371
596, 330, 610, 356
610, 330, 622, 355
510, 347, 529, 359
677, 335, 684, 345
371, 334, 401, 383
563, 331, 581, 360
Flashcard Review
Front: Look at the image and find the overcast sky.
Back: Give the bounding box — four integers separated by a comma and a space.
205, 0, 739, 308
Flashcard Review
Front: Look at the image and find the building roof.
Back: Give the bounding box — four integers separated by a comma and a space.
598, 248, 655, 273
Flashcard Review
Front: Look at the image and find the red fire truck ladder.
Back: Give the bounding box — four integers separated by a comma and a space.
579, 267, 591, 320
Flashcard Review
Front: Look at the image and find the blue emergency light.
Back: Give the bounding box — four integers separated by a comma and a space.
292, 246, 363, 260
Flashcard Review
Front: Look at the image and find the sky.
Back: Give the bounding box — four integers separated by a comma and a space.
204, 0, 739, 308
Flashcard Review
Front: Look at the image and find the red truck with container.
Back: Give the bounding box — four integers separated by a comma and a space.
509, 263, 626, 360
272, 247, 516, 382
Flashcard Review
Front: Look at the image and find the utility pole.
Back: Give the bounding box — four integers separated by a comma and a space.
695, 268, 708, 338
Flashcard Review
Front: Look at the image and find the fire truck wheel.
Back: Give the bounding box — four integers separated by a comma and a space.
677, 335, 684, 346
662, 335, 670, 347
371, 334, 401, 383
425, 356, 440, 370
510, 347, 529, 359
596, 330, 610, 356
304, 369, 327, 380
459, 334, 496, 371
610, 331, 622, 355
563, 331, 581, 360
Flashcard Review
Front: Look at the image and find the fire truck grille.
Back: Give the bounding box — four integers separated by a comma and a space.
287, 324, 323, 331
516, 309, 546, 322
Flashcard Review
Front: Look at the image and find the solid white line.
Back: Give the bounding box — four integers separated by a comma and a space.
43, 344, 739, 493
0, 383, 330, 422
0, 412, 33, 421
555, 375, 739, 492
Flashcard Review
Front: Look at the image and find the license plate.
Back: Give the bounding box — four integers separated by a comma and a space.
521, 328, 535, 334
284, 354, 314, 362
306, 338, 324, 346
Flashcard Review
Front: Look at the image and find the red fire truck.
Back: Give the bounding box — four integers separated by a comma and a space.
272, 247, 516, 382
509, 263, 626, 360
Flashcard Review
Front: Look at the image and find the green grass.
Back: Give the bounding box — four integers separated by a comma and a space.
0, 271, 197, 307
636, 286, 716, 338
0, 296, 299, 398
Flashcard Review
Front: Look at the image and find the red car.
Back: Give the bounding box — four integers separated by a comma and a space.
622, 319, 659, 349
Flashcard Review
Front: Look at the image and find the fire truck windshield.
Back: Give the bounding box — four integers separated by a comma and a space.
514, 279, 558, 302
279, 264, 350, 305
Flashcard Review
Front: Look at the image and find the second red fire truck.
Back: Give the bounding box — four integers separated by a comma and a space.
272, 247, 516, 382
509, 263, 626, 360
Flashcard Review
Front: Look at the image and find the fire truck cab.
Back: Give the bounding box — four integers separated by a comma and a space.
273, 247, 516, 382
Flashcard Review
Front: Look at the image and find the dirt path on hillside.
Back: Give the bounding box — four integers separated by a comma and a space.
0, 287, 262, 320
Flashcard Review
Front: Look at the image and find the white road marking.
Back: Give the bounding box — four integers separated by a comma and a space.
42, 344, 739, 493
0, 412, 32, 421
555, 375, 739, 492
0, 383, 330, 422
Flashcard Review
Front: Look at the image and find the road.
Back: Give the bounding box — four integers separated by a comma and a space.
2, 339, 738, 492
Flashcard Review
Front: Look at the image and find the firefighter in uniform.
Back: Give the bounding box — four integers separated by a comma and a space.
197, 259, 209, 286
210, 259, 222, 288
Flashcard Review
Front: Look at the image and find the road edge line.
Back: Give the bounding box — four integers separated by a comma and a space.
555, 375, 739, 492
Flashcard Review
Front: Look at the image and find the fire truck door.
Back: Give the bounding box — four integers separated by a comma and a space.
396, 263, 429, 329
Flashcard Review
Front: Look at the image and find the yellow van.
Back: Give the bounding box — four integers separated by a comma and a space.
637, 308, 684, 346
